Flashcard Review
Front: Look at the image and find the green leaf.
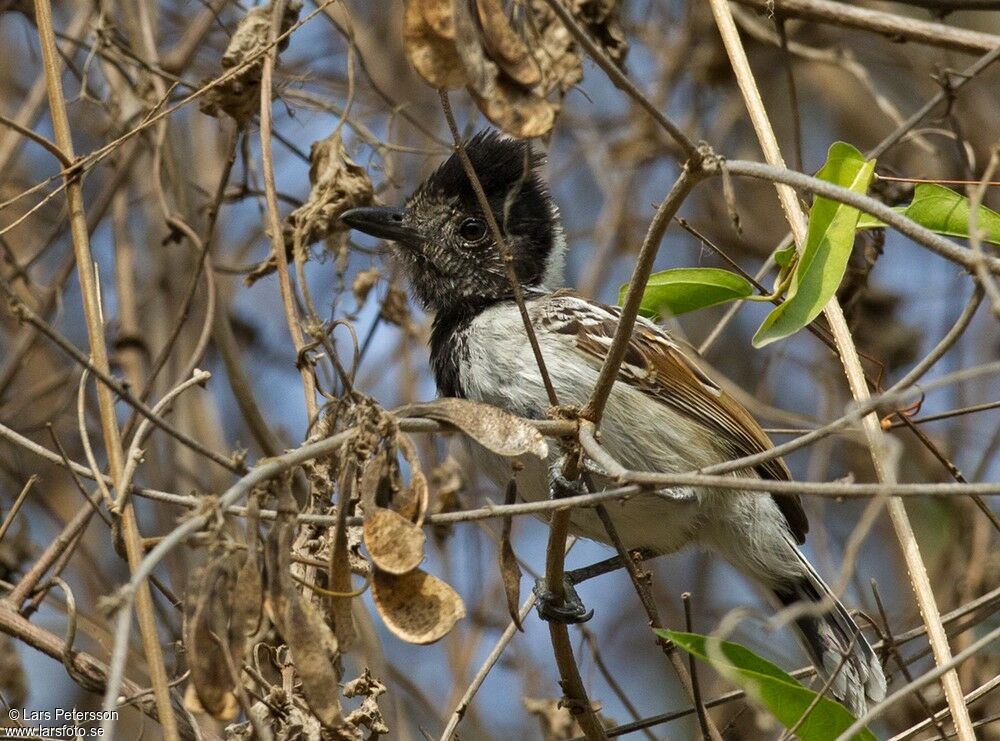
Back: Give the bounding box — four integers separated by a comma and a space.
658, 630, 875, 741
753, 142, 876, 348
774, 244, 797, 270
623, 268, 754, 318
855, 183, 1000, 246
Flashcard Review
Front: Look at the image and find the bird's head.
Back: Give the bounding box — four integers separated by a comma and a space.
341, 130, 565, 313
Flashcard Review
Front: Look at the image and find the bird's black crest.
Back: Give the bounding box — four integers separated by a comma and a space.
419, 130, 547, 213
411, 130, 557, 291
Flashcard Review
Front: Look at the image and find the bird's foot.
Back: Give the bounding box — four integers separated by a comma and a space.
533, 577, 594, 624
547, 461, 588, 500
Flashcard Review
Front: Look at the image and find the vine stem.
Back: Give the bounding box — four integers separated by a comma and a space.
261, 0, 318, 423
706, 1, 974, 737
29, 0, 179, 737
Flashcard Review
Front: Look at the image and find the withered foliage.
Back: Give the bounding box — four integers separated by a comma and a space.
200, 0, 304, 122
248, 129, 375, 285
287, 131, 374, 249
2, 0, 999, 738
404, 0, 626, 137
182, 399, 549, 734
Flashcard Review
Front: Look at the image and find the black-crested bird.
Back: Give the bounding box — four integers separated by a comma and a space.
340, 130, 887, 715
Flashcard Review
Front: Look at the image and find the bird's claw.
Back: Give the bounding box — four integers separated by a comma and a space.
533, 577, 594, 624
548, 462, 588, 500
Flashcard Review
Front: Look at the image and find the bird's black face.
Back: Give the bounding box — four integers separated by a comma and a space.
341, 131, 561, 313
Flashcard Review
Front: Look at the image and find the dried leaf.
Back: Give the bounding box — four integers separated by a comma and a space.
286, 131, 374, 249
397, 398, 548, 459
499, 479, 523, 631
364, 507, 426, 575
476, 0, 541, 87
379, 285, 413, 330
400, 0, 595, 138
419, 0, 455, 38
185, 558, 239, 721
372, 568, 466, 644
343, 668, 389, 735
403, 0, 466, 88
351, 267, 380, 306
199, 0, 302, 122
570, 0, 627, 65
263, 485, 298, 632
429, 456, 464, 542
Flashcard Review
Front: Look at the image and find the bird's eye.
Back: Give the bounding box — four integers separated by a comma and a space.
458, 217, 488, 244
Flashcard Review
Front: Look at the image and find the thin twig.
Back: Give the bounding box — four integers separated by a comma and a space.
731, 0, 1000, 54
707, 2, 974, 736
592, 499, 723, 741
260, 0, 318, 424
538, 0, 699, 162
681, 594, 713, 741
870, 580, 949, 740
582, 167, 701, 423
30, 0, 178, 735
437, 89, 560, 408
438, 589, 539, 739
837, 624, 1000, 740
0, 476, 37, 543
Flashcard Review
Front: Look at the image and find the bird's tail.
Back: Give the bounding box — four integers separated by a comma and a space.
773, 542, 887, 717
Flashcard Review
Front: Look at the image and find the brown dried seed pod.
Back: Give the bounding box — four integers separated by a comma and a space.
419, 0, 455, 39
397, 433, 429, 525
473, 78, 558, 138
403, 0, 466, 89
372, 568, 466, 645
476, 0, 541, 87
229, 498, 263, 659
363, 507, 426, 575
397, 397, 549, 459
329, 462, 358, 648
452, 0, 498, 99
284, 595, 357, 736
184, 559, 239, 721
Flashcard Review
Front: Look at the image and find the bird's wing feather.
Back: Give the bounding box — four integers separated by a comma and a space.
538, 292, 808, 543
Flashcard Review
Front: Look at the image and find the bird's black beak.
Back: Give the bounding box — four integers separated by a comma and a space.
340, 206, 420, 246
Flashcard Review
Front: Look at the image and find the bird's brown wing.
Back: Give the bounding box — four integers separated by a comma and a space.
541, 293, 808, 543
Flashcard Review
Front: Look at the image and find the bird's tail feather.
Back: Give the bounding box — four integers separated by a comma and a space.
773, 540, 887, 717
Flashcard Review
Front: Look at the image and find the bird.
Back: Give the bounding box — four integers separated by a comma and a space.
340, 130, 887, 716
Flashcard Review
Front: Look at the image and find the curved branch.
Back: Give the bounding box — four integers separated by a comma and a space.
719, 159, 1000, 275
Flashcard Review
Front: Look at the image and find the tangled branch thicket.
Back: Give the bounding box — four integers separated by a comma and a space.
0, 0, 998, 738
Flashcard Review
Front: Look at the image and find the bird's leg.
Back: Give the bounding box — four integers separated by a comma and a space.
532, 459, 595, 624
564, 548, 659, 584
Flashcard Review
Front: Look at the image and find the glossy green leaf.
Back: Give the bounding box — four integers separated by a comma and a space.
855, 183, 1000, 246
658, 630, 875, 741
753, 142, 875, 348
623, 268, 754, 318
